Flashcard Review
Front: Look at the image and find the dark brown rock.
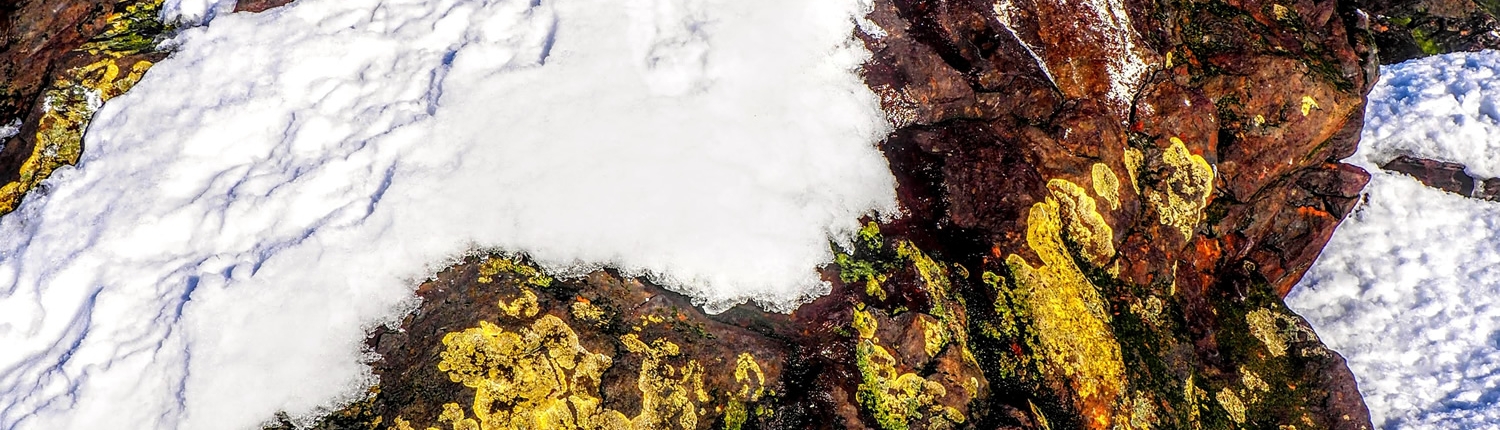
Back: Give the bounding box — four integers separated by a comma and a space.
1381, 154, 1500, 200
236, 0, 296, 13
1353, 0, 1500, 64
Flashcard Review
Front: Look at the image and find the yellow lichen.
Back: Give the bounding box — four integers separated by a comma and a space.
853, 306, 879, 340
1047, 179, 1116, 267
421, 296, 723, 430
497, 288, 539, 318
621, 334, 710, 430
1092, 163, 1122, 211
1143, 138, 1214, 240
431, 314, 628, 430
1272, 4, 1291, 20
477, 256, 553, 288
571, 298, 608, 326
853, 307, 965, 430
1299, 96, 1319, 117
1247, 309, 1289, 357
921, 314, 948, 359
1120, 393, 1159, 430
1005, 178, 1125, 428
0, 58, 154, 214
734, 353, 766, 401
1243, 368, 1270, 394
1217, 388, 1247, 424
1124, 148, 1144, 193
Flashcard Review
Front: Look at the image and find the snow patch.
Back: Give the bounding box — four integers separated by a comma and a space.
0, 0, 894, 428
1289, 50, 1500, 429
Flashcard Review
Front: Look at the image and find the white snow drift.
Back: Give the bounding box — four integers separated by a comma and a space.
0, 0, 895, 428
1289, 51, 1500, 429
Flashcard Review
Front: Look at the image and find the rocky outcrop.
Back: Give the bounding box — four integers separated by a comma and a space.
296, 0, 1382, 425
1353, 0, 1500, 64
0, 0, 1385, 428
0, 0, 168, 214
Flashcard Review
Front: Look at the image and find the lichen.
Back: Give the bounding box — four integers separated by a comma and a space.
1246, 309, 1289, 357
1298, 96, 1319, 117
571, 298, 609, 326
1216, 388, 1247, 424
621, 334, 711, 430
431, 314, 628, 430
852, 306, 965, 430
415, 296, 723, 430
1143, 138, 1214, 240
1005, 177, 1126, 428
0, 0, 166, 215
497, 288, 539, 319
1047, 179, 1116, 267
1092, 163, 1122, 211
477, 256, 553, 288
0, 58, 154, 214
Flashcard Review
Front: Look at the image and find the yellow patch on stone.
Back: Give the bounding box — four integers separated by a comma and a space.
1092, 163, 1122, 211
571, 299, 608, 326
1048, 179, 1116, 267
1144, 138, 1214, 240
734, 353, 766, 401
621, 334, 710, 430
1272, 4, 1291, 20
1300, 96, 1319, 116
419, 298, 726, 430
477, 256, 553, 288
1247, 308, 1289, 357
853, 307, 965, 430
1243, 368, 1270, 393
497, 288, 539, 318
1006, 178, 1126, 428
1217, 388, 1247, 424
431, 314, 629, 430
921, 314, 948, 359
0, 58, 154, 214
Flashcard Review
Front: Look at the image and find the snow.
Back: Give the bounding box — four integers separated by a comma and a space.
0, 0, 894, 428
1288, 50, 1500, 429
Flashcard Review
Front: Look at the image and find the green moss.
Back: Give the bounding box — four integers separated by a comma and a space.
1410, 27, 1444, 55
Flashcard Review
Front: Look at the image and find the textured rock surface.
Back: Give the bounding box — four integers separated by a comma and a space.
1354, 0, 1500, 64
1381, 154, 1500, 199
0, 0, 1387, 428
0, 0, 168, 214
275, 0, 1383, 428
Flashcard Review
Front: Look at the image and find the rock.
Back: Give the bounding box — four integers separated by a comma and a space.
284, 0, 1381, 427
236, 0, 296, 13
0, 0, 1383, 427
0, 0, 169, 214
1352, 0, 1500, 63
1381, 154, 1500, 200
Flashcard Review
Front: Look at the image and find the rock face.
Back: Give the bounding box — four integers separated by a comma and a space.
1353, 0, 1500, 64
0, 0, 1385, 428
0, 0, 168, 214
300, 0, 1382, 425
